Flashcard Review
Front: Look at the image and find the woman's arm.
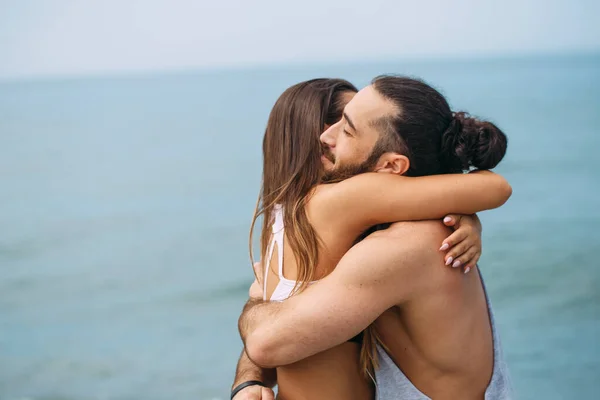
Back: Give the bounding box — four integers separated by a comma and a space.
312, 170, 511, 235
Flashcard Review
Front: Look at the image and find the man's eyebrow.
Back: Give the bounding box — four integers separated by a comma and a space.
343, 112, 357, 132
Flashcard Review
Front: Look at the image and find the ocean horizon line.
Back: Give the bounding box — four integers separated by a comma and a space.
1, 48, 599, 86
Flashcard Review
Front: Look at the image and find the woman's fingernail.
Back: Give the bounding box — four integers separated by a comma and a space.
445, 257, 453, 266
452, 260, 461, 268
439, 243, 449, 251
443, 217, 452, 223
464, 267, 471, 274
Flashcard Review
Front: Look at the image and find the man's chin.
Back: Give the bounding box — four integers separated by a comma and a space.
322, 167, 355, 184
320, 155, 335, 170
321, 162, 375, 184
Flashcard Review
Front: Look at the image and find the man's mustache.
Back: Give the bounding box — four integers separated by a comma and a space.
321, 146, 335, 163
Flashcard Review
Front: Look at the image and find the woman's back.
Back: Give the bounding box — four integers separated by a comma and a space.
262, 193, 374, 400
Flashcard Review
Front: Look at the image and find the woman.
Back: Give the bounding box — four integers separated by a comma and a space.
239, 78, 510, 400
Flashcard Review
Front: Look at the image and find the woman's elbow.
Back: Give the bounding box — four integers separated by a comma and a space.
499, 179, 513, 205
488, 173, 512, 207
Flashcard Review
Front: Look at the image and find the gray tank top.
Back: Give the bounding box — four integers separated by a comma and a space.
374, 276, 513, 399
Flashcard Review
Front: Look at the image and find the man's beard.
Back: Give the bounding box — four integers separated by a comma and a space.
321, 147, 384, 183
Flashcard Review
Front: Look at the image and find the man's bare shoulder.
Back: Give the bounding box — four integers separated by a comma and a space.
347, 221, 449, 301
364, 220, 448, 270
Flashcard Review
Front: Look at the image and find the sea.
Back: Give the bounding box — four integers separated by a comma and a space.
1, 53, 599, 400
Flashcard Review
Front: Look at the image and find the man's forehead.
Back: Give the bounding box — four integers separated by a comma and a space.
344, 85, 396, 128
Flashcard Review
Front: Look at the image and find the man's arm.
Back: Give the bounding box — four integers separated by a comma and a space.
231, 261, 277, 398
240, 227, 435, 368
231, 351, 275, 400
232, 349, 277, 390
231, 336, 276, 399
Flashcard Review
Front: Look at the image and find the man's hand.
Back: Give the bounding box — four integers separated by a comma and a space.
232, 385, 275, 400
439, 214, 482, 273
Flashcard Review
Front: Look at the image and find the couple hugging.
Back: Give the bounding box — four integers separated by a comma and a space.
231, 76, 513, 400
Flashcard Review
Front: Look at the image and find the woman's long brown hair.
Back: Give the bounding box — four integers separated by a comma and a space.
249, 78, 384, 378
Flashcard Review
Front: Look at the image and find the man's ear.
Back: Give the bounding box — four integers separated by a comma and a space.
374, 153, 410, 175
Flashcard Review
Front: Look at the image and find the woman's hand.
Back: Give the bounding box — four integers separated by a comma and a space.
439, 214, 482, 273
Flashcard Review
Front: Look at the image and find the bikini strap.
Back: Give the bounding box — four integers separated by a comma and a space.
272, 205, 285, 279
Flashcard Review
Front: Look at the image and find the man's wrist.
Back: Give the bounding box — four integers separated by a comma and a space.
233, 351, 263, 389
232, 371, 265, 390
231, 380, 266, 399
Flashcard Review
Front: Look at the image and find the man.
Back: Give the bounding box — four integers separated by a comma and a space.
233, 76, 512, 399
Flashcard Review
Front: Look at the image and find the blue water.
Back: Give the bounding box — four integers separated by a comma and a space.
0, 54, 599, 400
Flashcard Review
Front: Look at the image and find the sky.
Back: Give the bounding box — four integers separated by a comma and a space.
1, 0, 599, 80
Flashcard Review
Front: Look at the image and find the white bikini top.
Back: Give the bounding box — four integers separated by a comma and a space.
262, 204, 313, 301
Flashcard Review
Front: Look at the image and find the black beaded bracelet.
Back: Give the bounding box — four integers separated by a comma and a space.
231, 380, 266, 399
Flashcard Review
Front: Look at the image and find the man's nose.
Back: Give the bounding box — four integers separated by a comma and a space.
320, 122, 338, 147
